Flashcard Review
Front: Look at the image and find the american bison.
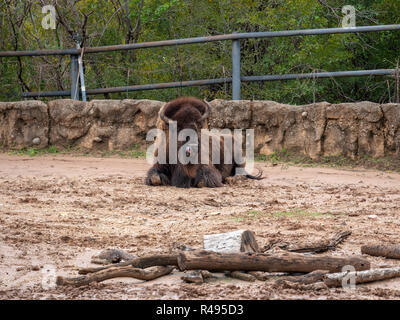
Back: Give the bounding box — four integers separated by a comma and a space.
145, 96, 263, 188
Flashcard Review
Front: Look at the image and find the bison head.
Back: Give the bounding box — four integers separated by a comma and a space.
147, 96, 224, 188
158, 96, 210, 163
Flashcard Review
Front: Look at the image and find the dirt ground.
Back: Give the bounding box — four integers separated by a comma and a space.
1, 154, 400, 300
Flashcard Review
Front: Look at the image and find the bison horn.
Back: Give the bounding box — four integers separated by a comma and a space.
159, 99, 211, 124
159, 103, 173, 124
200, 99, 211, 122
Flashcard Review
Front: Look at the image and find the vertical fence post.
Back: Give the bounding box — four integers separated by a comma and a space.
78, 53, 87, 102
70, 54, 79, 100
73, 33, 87, 102
232, 36, 241, 100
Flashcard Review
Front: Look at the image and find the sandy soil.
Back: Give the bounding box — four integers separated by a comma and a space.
1, 154, 400, 300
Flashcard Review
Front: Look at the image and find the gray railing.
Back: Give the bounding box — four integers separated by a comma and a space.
0, 24, 399, 100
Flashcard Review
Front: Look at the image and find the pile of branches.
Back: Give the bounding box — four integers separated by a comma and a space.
56, 230, 400, 289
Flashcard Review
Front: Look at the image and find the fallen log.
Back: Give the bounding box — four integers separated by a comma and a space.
226, 271, 256, 282
276, 270, 330, 285
200, 270, 214, 279
57, 265, 174, 287
181, 270, 217, 284
80, 229, 259, 274
203, 230, 259, 253
79, 254, 178, 275
181, 271, 204, 284
266, 231, 351, 254
276, 280, 329, 291
177, 250, 370, 273
323, 267, 400, 287
287, 231, 351, 253
248, 271, 290, 281
361, 244, 400, 259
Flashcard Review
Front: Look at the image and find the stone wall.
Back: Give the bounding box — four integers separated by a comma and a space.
1, 99, 399, 159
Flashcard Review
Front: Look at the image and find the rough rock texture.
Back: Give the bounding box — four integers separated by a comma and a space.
251, 101, 328, 159
1, 98, 399, 159
48, 99, 164, 150
0, 101, 49, 149
324, 102, 385, 159
381, 103, 400, 156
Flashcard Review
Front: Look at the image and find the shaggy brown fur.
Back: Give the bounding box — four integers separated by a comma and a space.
145, 96, 262, 188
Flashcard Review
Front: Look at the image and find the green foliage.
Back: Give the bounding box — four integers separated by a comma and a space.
9, 146, 58, 157
272, 209, 327, 217
0, 0, 399, 103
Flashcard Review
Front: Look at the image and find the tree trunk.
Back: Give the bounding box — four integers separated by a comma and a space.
324, 267, 400, 287
177, 250, 370, 273
361, 244, 400, 259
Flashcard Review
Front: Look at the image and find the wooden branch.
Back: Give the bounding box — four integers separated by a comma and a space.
177, 250, 370, 273
248, 271, 290, 281
57, 265, 174, 287
181, 270, 216, 284
200, 270, 214, 279
79, 254, 178, 275
181, 271, 204, 284
276, 270, 330, 285
323, 267, 400, 287
171, 242, 195, 252
277, 280, 329, 291
203, 230, 259, 253
54, 4, 75, 38
227, 271, 256, 282
286, 231, 351, 253
361, 244, 400, 259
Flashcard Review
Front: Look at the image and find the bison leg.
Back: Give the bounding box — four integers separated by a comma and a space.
195, 166, 223, 188
171, 166, 192, 188
145, 165, 170, 186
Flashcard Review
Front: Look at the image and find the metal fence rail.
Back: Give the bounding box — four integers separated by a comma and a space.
1, 24, 399, 100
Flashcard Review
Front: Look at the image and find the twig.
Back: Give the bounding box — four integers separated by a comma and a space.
57, 265, 174, 287
276, 270, 330, 285
79, 254, 178, 274
286, 231, 351, 253
226, 271, 256, 282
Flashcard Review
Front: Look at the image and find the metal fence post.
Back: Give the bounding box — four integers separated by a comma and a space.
10, 24, 399, 99
232, 37, 241, 100
70, 54, 79, 100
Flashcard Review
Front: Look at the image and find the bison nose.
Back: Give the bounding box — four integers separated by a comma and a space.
185, 146, 191, 157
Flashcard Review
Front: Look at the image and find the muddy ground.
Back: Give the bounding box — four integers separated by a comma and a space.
1, 154, 400, 300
